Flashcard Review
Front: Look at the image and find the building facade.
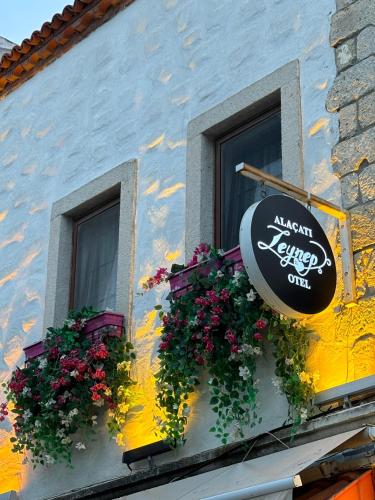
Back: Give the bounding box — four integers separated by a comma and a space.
0, 0, 374, 498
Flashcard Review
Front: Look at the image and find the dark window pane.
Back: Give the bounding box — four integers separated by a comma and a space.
219, 110, 281, 250
73, 203, 120, 311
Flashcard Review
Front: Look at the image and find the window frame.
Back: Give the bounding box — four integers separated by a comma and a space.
186, 60, 303, 258
44, 159, 138, 333
214, 105, 281, 248
70, 198, 121, 310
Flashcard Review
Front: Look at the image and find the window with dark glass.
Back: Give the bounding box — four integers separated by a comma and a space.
216, 108, 282, 250
71, 201, 120, 311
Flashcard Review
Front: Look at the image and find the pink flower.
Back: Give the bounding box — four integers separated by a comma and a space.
187, 254, 198, 267
210, 315, 221, 327
254, 332, 263, 341
205, 340, 214, 353
225, 329, 237, 344
230, 344, 240, 353
159, 341, 170, 351
212, 305, 223, 315
206, 290, 220, 303
255, 319, 268, 330
197, 310, 206, 320
203, 326, 211, 334
220, 289, 230, 302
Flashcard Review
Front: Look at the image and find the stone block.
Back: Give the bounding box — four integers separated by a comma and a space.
358, 92, 375, 128
335, 38, 356, 72
357, 26, 375, 61
341, 172, 360, 208
336, 0, 356, 10
339, 102, 357, 139
350, 200, 375, 251
359, 163, 375, 202
332, 125, 375, 177
355, 246, 375, 298
331, 0, 375, 46
326, 56, 375, 111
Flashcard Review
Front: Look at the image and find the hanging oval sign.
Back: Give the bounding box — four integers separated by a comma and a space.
239, 195, 336, 317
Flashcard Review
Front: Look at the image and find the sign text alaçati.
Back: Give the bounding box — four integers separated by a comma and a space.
239, 195, 336, 317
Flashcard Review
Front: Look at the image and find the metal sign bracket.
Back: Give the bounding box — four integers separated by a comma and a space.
235, 162, 357, 306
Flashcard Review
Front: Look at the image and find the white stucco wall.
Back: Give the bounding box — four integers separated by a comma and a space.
0, 0, 339, 497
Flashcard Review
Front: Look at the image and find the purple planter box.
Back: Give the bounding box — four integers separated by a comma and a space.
23, 312, 124, 362
169, 245, 243, 298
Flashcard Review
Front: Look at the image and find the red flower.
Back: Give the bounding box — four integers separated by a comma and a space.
254, 332, 263, 341
220, 289, 230, 302
225, 329, 237, 344
206, 290, 220, 303
230, 344, 240, 353
212, 305, 223, 315
92, 369, 106, 381
255, 319, 268, 330
91, 392, 101, 401
210, 314, 221, 327
48, 346, 59, 360
88, 343, 108, 360
197, 310, 205, 320
159, 341, 169, 351
205, 340, 214, 353
203, 326, 211, 334
195, 354, 205, 365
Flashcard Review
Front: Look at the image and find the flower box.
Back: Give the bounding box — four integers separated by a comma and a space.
23, 312, 124, 362
169, 245, 243, 298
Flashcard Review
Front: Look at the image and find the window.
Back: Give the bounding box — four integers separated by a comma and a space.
44, 160, 137, 330
186, 60, 303, 258
71, 200, 120, 311
216, 108, 282, 249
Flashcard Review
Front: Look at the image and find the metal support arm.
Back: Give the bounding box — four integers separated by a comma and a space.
236, 162, 356, 305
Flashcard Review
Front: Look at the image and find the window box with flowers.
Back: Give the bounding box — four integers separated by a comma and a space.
2, 308, 136, 467
145, 244, 318, 447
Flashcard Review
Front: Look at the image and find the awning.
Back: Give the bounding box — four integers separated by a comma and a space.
124, 428, 367, 500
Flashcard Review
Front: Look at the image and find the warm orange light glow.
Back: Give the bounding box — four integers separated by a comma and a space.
0, 230, 25, 249
308, 117, 329, 136
146, 134, 165, 150
143, 180, 160, 196
167, 139, 187, 150
0, 210, 8, 223
28, 202, 48, 215
0, 271, 17, 288
0, 128, 10, 143
316, 80, 328, 90
0, 431, 22, 494
22, 319, 37, 333
36, 126, 52, 139
157, 182, 185, 200
20, 249, 41, 269
165, 249, 181, 261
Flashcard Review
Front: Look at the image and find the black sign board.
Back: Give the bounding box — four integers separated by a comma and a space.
239, 195, 336, 317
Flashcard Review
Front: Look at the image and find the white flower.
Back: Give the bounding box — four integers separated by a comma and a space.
75, 442, 86, 450
61, 419, 70, 427
56, 429, 65, 438
182, 406, 190, 417
22, 387, 31, 396
189, 318, 199, 326
91, 415, 98, 426
35, 420, 41, 428
45, 399, 56, 409
239, 366, 250, 380
208, 378, 213, 385
44, 454, 55, 464
233, 297, 242, 306
217, 249, 225, 257
253, 347, 262, 356
38, 358, 48, 369
271, 377, 283, 394
285, 358, 293, 366
23, 409, 32, 421
68, 408, 78, 418
93, 399, 104, 407
232, 271, 242, 284
300, 407, 308, 423
70, 370, 79, 378
64, 319, 75, 328
216, 270, 224, 279
61, 437, 72, 445
246, 289, 257, 302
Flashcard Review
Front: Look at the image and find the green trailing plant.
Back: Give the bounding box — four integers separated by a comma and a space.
147, 244, 317, 446
2, 307, 136, 467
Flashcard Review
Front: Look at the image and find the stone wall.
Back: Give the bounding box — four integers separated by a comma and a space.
325, 0, 375, 375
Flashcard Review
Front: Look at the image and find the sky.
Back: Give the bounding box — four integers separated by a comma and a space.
1, 0, 70, 45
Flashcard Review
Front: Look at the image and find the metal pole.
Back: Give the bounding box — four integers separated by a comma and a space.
235, 163, 356, 305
